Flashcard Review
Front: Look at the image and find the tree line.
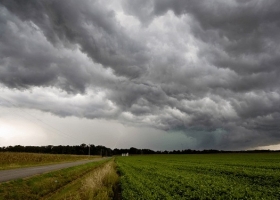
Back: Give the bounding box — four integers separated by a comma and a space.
0, 144, 112, 156
0, 144, 277, 156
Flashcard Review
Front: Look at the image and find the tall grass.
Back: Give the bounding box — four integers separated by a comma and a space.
0, 152, 99, 170
80, 160, 119, 200
48, 160, 119, 200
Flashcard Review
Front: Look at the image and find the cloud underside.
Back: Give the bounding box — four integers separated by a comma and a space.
1, 0, 280, 150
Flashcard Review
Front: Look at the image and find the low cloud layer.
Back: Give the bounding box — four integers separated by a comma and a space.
1, 0, 280, 150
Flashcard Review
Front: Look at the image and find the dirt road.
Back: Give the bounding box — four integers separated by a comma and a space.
0, 157, 108, 183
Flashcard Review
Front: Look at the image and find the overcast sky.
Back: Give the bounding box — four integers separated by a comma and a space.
0, 0, 280, 150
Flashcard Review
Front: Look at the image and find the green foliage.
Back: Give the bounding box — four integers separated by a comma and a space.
117, 153, 280, 200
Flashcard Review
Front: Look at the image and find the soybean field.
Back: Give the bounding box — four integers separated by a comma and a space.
116, 153, 280, 200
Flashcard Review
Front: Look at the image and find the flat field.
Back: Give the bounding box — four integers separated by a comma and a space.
0, 152, 99, 170
116, 153, 280, 200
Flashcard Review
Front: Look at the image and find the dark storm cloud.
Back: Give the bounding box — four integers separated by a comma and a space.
124, 0, 280, 73
0, 0, 148, 83
1, 0, 280, 150
120, 0, 280, 150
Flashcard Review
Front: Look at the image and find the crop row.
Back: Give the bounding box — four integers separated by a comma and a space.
116, 154, 280, 199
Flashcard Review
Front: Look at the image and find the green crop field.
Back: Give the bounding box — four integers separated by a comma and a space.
116, 153, 280, 200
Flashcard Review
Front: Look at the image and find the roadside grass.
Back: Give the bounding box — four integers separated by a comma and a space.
0, 158, 110, 200
0, 152, 100, 170
46, 159, 119, 200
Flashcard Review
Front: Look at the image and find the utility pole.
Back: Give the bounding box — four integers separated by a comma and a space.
88, 144, 90, 157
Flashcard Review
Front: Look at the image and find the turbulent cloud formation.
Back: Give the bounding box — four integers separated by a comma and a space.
1, 0, 280, 150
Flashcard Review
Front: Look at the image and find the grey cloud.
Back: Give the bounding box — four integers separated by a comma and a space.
231, 91, 280, 119
122, 0, 155, 25
1, 0, 149, 80
123, 0, 280, 75
0, 6, 89, 92
1, 0, 280, 150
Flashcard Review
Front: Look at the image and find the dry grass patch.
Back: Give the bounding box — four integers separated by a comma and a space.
0, 152, 99, 170
80, 161, 118, 199
50, 160, 119, 200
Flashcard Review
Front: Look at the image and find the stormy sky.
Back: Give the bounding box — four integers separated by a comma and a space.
1, 0, 280, 150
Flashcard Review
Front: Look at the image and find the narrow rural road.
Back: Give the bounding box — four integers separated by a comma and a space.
0, 157, 108, 183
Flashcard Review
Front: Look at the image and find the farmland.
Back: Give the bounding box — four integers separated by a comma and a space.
1, 152, 280, 199
0, 152, 99, 170
117, 153, 280, 199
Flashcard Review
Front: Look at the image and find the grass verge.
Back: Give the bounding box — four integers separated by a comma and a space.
0, 158, 109, 200
46, 159, 119, 200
